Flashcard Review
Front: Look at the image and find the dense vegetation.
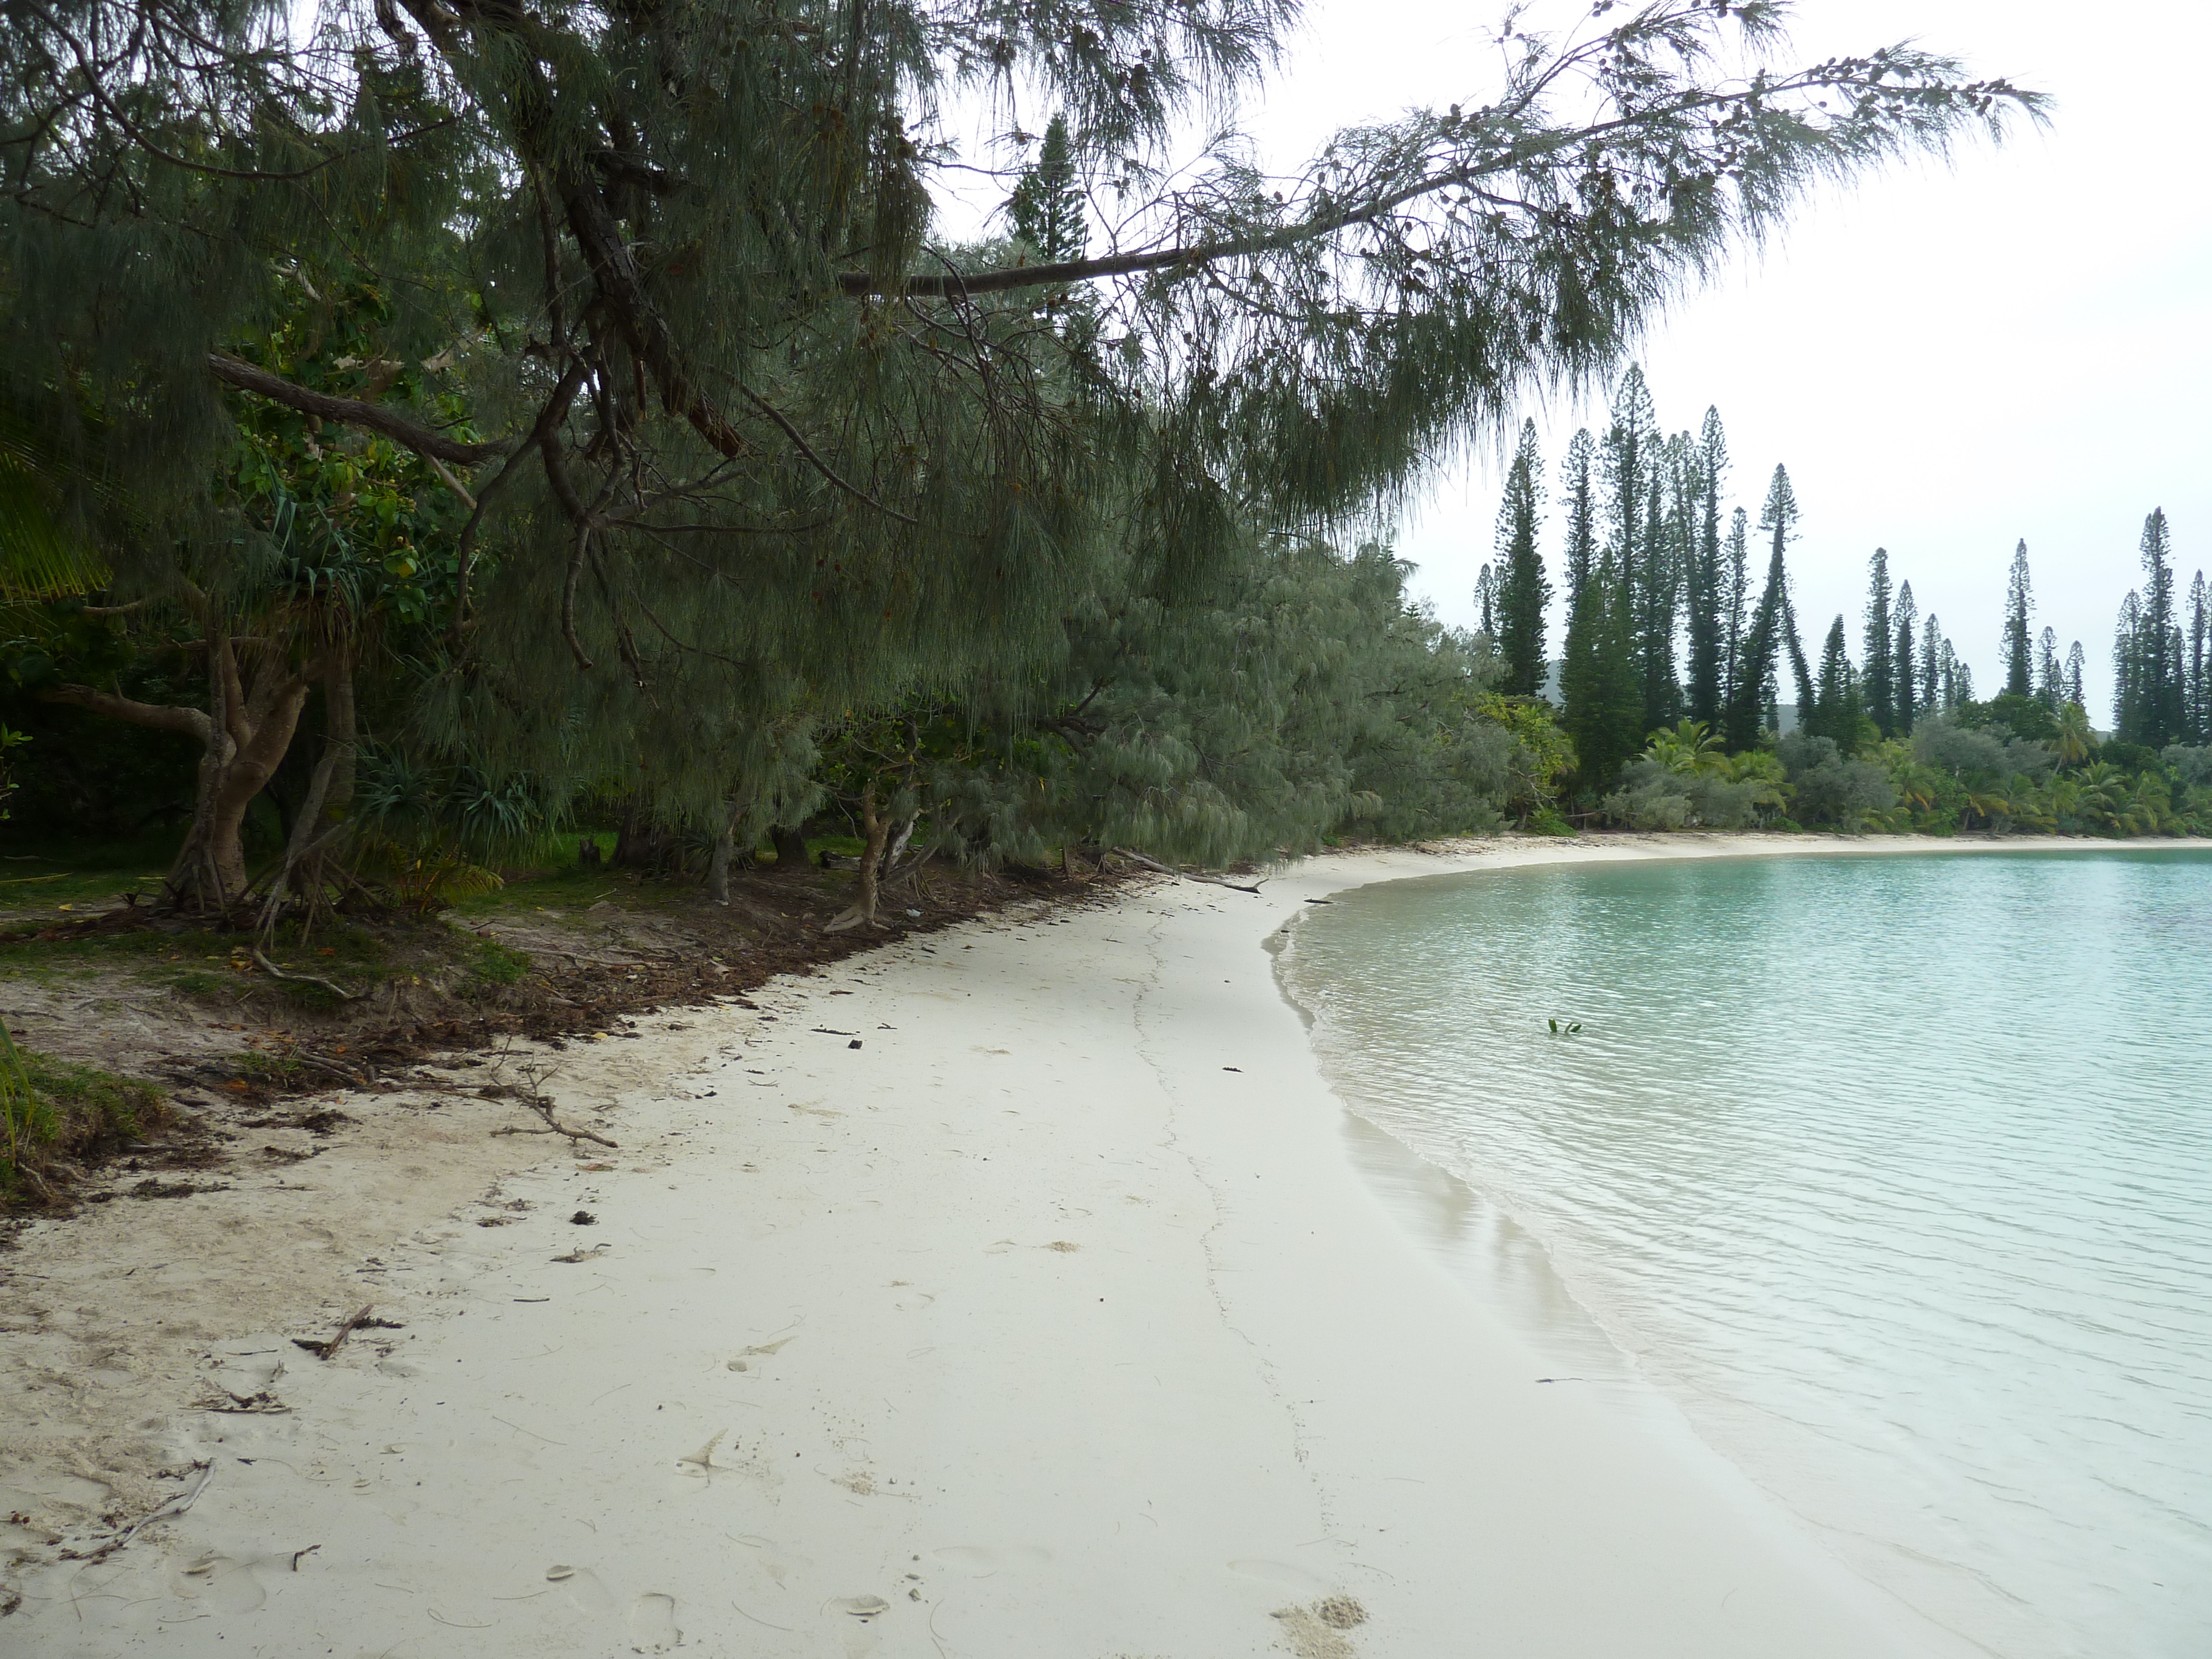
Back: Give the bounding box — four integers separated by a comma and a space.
2, 0, 2045, 928
1473, 375, 2212, 836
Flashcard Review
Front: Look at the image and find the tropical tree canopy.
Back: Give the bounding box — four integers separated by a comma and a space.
1, 0, 2051, 911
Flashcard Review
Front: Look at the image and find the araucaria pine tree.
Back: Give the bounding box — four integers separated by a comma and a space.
1685, 408, 1729, 726
1722, 506, 1751, 711
1725, 466, 1801, 750
1492, 419, 1550, 696
2115, 591, 2145, 738
1007, 114, 1088, 264
1921, 614, 1945, 718
2034, 626, 2063, 713
2126, 509, 2185, 745
2002, 539, 2034, 697
1808, 615, 1861, 747
2065, 640, 2086, 709
1558, 430, 1599, 609
2185, 570, 2210, 743
1892, 580, 1919, 736
1601, 368, 1679, 731
1863, 548, 1896, 736
1560, 542, 1644, 792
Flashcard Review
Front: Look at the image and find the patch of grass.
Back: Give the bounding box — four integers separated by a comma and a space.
469, 937, 532, 985
2, 1037, 168, 1197
0, 833, 179, 916
233, 1048, 305, 1087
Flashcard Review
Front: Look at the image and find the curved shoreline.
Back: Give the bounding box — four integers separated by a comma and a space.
6, 831, 2157, 1654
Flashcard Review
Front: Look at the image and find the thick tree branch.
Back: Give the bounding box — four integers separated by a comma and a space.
841, 65, 2033, 299
207, 354, 508, 465
40, 684, 212, 740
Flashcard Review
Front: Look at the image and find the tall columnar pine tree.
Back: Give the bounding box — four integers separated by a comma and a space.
2065, 640, 2086, 710
1007, 114, 1088, 264
1939, 637, 1971, 709
1474, 562, 1499, 640
1725, 465, 1801, 750
1559, 543, 1644, 792
2127, 509, 2185, 745
2114, 591, 2144, 738
1722, 506, 1752, 709
1492, 419, 1550, 696
1783, 592, 1817, 729
1559, 430, 1599, 611
1684, 407, 1729, 725
2185, 569, 2210, 744
1640, 459, 1683, 731
1863, 547, 1896, 737
1892, 579, 1919, 736
1808, 615, 1863, 747
2002, 539, 2035, 697
1921, 614, 1944, 718
2034, 625, 2063, 713
1601, 369, 1660, 723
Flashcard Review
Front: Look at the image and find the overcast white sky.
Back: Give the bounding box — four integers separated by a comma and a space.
942, 1, 2210, 719
1230, 0, 2212, 718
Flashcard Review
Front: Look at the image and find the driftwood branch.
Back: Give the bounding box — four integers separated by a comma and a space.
252, 948, 364, 1000
293, 1302, 375, 1360
59, 1462, 215, 1563
491, 1107, 619, 1149
1111, 847, 1264, 894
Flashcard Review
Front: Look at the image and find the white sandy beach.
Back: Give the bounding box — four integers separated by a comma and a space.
4, 833, 2062, 1657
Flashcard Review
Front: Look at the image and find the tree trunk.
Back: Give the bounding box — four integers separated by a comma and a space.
769, 825, 808, 871
880, 811, 916, 877
257, 646, 356, 939
46, 591, 325, 916
707, 804, 739, 904
853, 785, 888, 926
613, 795, 672, 869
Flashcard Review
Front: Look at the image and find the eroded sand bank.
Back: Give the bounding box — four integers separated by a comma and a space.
6, 834, 2033, 1656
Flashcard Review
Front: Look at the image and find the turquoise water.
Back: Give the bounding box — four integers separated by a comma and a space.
1281, 850, 2212, 1659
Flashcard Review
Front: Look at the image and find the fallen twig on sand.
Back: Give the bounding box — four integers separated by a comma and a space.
59, 1462, 214, 1562
1110, 848, 1264, 894
294, 1302, 375, 1360
489, 1098, 618, 1149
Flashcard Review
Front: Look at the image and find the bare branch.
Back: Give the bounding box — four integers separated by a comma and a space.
207, 354, 508, 466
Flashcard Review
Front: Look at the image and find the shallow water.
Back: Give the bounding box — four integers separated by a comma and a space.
1281, 849, 2212, 1659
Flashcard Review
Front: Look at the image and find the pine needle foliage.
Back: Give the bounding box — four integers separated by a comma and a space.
2, 0, 2041, 852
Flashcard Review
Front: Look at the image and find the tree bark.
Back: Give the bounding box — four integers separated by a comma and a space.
768, 825, 808, 872
853, 785, 888, 927
707, 803, 739, 904
256, 645, 356, 938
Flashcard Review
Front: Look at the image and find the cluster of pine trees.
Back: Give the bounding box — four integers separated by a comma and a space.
1473, 368, 2211, 837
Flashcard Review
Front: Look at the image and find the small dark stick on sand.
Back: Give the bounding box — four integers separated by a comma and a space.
294, 1303, 375, 1360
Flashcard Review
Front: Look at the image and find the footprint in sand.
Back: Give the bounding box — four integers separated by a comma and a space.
546, 1563, 616, 1614
171, 1552, 267, 1613
628, 1590, 681, 1652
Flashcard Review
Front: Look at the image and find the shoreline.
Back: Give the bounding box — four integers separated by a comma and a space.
3, 832, 2163, 1653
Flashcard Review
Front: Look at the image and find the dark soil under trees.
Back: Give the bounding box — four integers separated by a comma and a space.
0, 844, 1137, 1216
